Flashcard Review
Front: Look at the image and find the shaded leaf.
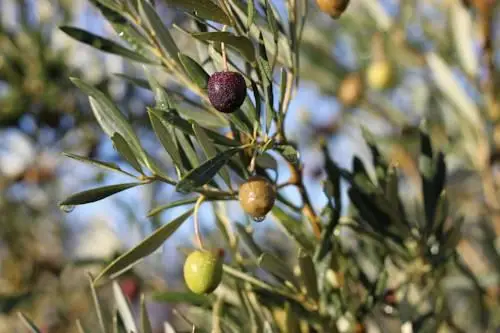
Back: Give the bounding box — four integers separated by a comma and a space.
59, 182, 142, 206
148, 109, 184, 172
298, 249, 319, 302
141, 296, 153, 333
153, 291, 212, 306
192, 32, 255, 63
258, 252, 299, 288
192, 122, 232, 188
176, 148, 241, 193
149, 108, 240, 146
271, 206, 314, 253
88, 275, 107, 333
71, 78, 150, 168
164, 0, 232, 25
139, 0, 180, 63
94, 209, 194, 283
112, 132, 144, 174
179, 53, 210, 89
60, 26, 155, 64
235, 224, 263, 259
275, 145, 299, 165
63, 152, 135, 178
147, 197, 198, 217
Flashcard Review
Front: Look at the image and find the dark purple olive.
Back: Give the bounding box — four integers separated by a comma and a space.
207, 71, 247, 113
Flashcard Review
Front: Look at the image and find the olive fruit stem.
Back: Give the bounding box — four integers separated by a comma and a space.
194, 195, 206, 249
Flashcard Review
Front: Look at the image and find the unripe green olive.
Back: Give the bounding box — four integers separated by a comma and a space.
366, 60, 394, 90
239, 176, 276, 221
316, 0, 350, 18
183, 249, 224, 294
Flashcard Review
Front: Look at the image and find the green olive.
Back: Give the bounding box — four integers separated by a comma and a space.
183, 249, 224, 294
239, 176, 276, 221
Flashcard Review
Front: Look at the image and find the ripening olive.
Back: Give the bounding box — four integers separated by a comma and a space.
238, 176, 276, 221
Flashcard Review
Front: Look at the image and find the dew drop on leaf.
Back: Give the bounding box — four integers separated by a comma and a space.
60, 205, 75, 213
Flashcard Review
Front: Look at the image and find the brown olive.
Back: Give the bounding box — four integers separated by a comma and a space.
338, 73, 363, 107
238, 176, 276, 221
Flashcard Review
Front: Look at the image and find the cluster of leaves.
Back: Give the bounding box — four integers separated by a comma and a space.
12, 0, 500, 332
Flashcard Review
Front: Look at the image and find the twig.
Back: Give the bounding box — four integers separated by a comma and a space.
194, 196, 206, 249
286, 160, 322, 239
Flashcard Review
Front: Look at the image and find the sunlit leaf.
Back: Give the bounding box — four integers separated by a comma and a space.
59, 182, 142, 206
60, 26, 155, 64
94, 209, 194, 283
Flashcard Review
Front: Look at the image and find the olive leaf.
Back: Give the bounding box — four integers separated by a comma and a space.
60, 26, 155, 64
59, 182, 142, 207
93, 209, 194, 284
176, 148, 242, 193
163, 0, 232, 26
191, 32, 256, 63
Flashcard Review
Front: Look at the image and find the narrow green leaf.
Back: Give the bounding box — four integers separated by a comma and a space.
284, 303, 301, 333
229, 109, 253, 135
264, 0, 279, 43
256, 153, 278, 173
147, 197, 198, 217
178, 53, 210, 89
222, 265, 296, 299
153, 291, 211, 306
298, 249, 319, 302
247, 0, 255, 28
275, 145, 300, 165
163, 0, 232, 25
17, 313, 41, 333
60, 182, 142, 206
175, 129, 201, 170
139, 0, 180, 63
60, 26, 155, 64
271, 206, 314, 253
71, 78, 150, 169
235, 224, 263, 259
62, 152, 136, 177
191, 32, 255, 63
93, 209, 194, 284
148, 110, 184, 172
90, 0, 123, 12
88, 274, 107, 333
144, 66, 173, 109
192, 122, 231, 188
176, 148, 241, 193
258, 253, 299, 289
141, 296, 153, 333
112, 133, 144, 174
149, 108, 240, 146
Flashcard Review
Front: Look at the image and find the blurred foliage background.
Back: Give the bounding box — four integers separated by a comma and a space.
0, 0, 499, 332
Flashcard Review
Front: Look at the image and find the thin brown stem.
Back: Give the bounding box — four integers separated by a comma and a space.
287, 161, 322, 239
